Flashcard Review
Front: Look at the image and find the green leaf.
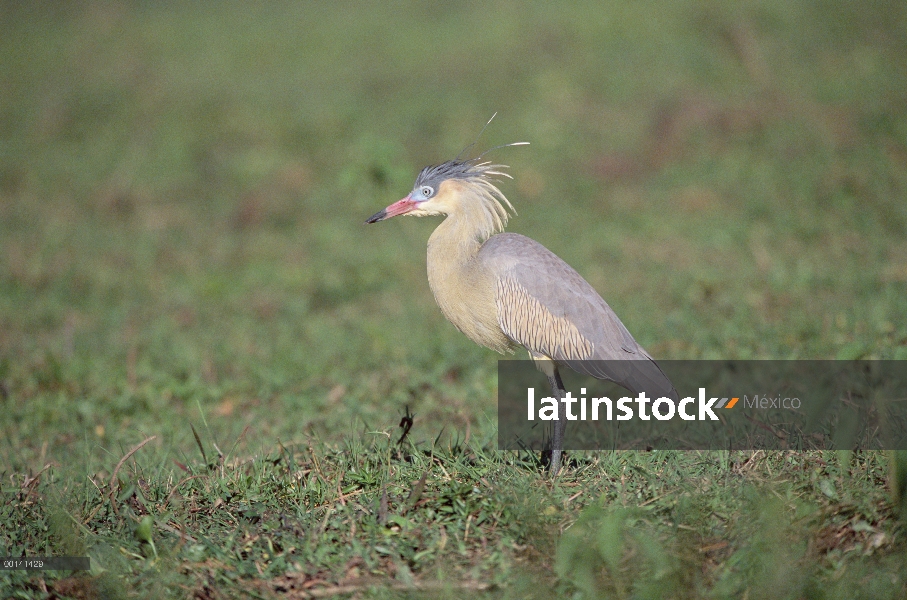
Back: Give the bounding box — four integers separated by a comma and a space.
819, 479, 837, 500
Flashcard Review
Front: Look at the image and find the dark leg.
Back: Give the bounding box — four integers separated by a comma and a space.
547, 367, 567, 476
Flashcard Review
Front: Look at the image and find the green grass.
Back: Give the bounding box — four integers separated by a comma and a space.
1, 1, 906, 597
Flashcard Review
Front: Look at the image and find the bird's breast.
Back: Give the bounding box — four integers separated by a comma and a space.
426, 241, 512, 354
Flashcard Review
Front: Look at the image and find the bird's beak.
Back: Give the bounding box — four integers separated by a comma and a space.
365, 195, 417, 223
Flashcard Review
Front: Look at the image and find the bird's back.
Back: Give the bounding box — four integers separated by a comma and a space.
479, 233, 676, 400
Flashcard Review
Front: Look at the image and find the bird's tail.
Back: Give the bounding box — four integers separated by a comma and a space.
566, 358, 678, 402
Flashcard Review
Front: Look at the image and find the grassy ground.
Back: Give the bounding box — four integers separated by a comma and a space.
2, 1, 906, 597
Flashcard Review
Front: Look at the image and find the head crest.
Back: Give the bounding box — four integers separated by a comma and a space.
415, 114, 528, 189
412, 116, 528, 242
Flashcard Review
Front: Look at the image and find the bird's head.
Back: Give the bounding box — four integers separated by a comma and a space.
365, 142, 528, 230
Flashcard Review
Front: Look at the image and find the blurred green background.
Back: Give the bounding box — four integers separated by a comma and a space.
2, 0, 906, 456
3, 0, 907, 448
1, 1, 907, 593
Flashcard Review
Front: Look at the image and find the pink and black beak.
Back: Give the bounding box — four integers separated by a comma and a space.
366, 195, 418, 224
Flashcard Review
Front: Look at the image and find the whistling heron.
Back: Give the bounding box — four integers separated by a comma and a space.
366, 138, 675, 474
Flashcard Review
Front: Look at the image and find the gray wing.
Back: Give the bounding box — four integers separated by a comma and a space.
480, 233, 677, 400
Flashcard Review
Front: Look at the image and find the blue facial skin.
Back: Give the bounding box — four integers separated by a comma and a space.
410, 184, 435, 202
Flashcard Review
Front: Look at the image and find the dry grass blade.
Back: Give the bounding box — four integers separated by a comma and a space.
190, 423, 208, 466
108, 436, 157, 518
402, 470, 428, 515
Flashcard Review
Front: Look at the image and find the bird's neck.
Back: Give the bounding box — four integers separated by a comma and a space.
425, 213, 509, 352
426, 213, 484, 295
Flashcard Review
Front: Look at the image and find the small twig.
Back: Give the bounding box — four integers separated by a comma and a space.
83, 502, 104, 525
335, 475, 347, 507
639, 493, 668, 507
699, 540, 729, 553
83, 475, 107, 523
109, 436, 156, 517
315, 488, 363, 509
309, 446, 326, 483
20, 464, 52, 504
436, 461, 452, 482
397, 406, 415, 445
565, 490, 583, 505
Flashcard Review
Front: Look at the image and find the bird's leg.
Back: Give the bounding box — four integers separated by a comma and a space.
547, 368, 568, 476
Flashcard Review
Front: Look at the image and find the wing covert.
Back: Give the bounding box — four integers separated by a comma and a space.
483, 233, 677, 400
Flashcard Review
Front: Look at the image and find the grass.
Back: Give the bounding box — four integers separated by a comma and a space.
1, 0, 906, 597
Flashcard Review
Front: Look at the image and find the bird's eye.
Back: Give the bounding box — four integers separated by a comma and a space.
420, 186, 434, 198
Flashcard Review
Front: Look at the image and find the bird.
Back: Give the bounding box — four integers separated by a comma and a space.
365, 141, 676, 475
